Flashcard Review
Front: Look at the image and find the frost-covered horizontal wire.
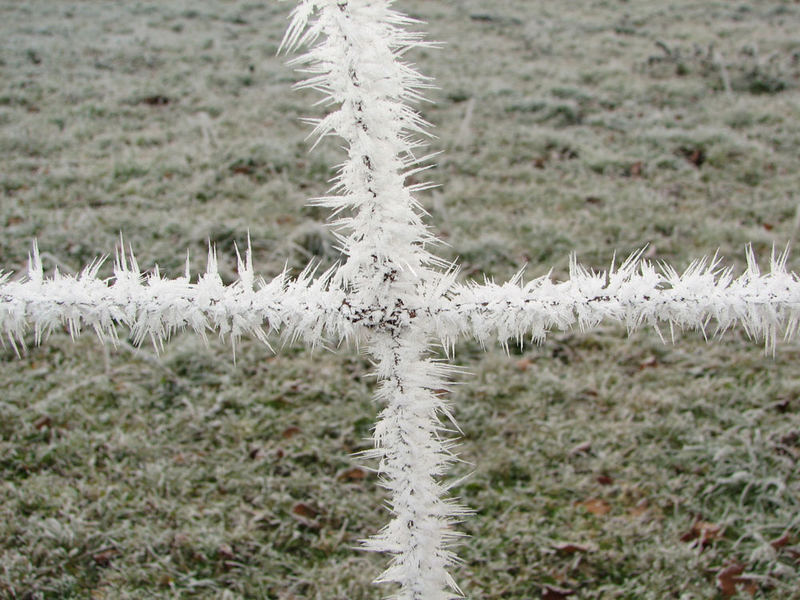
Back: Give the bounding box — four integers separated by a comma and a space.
9, 246, 797, 355
0, 243, 349, 353
435, 248, 800, 352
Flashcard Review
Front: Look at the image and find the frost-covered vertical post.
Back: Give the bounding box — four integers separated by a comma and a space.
283, 2, 464, 597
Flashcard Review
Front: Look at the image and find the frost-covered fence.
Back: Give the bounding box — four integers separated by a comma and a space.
1, 1, 799, 598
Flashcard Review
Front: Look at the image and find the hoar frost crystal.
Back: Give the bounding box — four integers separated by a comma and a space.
2, 1, 799, 598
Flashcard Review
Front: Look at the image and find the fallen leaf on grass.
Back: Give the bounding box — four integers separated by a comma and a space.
232, 164, 253, 175
92, 548, 118, 567
291, 501, 321, 529
553, 542, 594, 555
248, 445, 266, 460
717, 562, 757, 597
681, 519, 723, 548
141, 94, 170, 106
515, 358, 532, 371
678, 147, 706, 168
541, 584, 576, 599
291, 502, 318, 519
596, 474, 614, 486
33, 415, 52, 429
337, 467, 367, 482
575, 498, 611, 516
628, 499, 649, 518
282, 426, 301, 439
770, 533, 791, 551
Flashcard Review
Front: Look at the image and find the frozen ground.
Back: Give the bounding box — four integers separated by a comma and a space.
1, 1, 799, 598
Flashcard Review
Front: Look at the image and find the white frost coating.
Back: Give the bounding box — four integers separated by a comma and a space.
283, 2, 465, 598
437, 247, 800, 353
0, 241, 349, 355
1, 0, 799, 597
360, 331, 467, 600
283, 0, 446, 294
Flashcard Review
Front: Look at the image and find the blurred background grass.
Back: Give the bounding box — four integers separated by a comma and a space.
1, 1, 799, 598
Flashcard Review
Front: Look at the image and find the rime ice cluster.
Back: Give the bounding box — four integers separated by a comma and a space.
1, 0, 800, 598
282, 2, 466, 598
438, 247, 800, 353
0, 241, 347, 354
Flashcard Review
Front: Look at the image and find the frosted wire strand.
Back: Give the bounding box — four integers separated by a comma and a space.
435, 247, 800, 353
3, 246, 798, 357
0, 243, 349, 354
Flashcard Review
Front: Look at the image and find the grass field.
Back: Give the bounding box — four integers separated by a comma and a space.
1, 1, 799, 598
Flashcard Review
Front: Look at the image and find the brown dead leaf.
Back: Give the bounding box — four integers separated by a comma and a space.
741, 580, 758, 596
553, 542, 594, 555
681, 519, 723, 548
33, 415, 52, 430
628, 499, 649, 518
576, 498, 611, 516
717, 562, 757, 597
290, 502, 322, 529
282, 426, 301, 439
677, 147, 706, 168
337, 467, 367, 482
717, 563, 744, 596
515, 358, 532, 371
92, 548, 118, 567
770, 533, 791, 551
772, 398, 792, 413
249, 445, 266, 460
291, 502, 318, 519
541, 584, 576, 599
141, 94, 170, 106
